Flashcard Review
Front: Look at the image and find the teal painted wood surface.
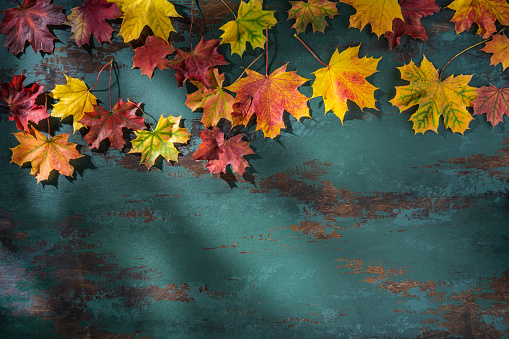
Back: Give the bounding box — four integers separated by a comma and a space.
1, 0, 509, 337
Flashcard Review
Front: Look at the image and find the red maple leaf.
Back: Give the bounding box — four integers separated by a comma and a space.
79, 98, 145, 150
193, 127, 255, 175
168, 37, 228, 88
0, 0, 65, 55
132, 36, 175, 79
66, 0, 121, 47
0, 74, 49, 131
385, 0, 439, 49
226, 64, 310, 138
472, 84, 509, 127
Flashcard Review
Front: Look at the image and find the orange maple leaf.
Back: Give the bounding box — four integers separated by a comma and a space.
340, 0, 403, 37
225, 64, 310, 138
10, 128, 84, 182
481, 34, 509, 70
447, 0, 509, 38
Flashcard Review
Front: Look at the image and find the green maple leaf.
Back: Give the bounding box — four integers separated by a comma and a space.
129, 114, 190, 168
219, 0, 277, 56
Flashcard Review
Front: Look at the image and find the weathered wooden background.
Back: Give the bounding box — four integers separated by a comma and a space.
1, 0, 509, 337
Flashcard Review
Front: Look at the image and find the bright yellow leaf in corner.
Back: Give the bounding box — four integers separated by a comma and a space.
390, 56, 477, 134
108, 0, 181, 42
340, 0, 403, 37
49, 75, 97, 131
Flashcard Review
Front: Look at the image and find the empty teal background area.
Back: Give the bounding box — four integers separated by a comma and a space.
1, 0, 508, 337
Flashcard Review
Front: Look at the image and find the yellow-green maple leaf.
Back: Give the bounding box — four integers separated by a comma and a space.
49, 75, 97, 131
108, 0, 181, 42
129, 114, 190, 169
311, 45, 380, 123
340, 0, 403, 37
219, 0, 277, 56
390, 56, 477, 134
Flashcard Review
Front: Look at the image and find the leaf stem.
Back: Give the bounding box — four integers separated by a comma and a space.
234, 53, 263, 82
89, 60, 114, 91
109, 62, 113, 112
220, 0, 236, 19
190, 0, 194, 50
265, 22, 268, 76
439, 33, 501, 80
11, 0, 20, 7
293, 34, 328, 67
500, 81, 509, 90
129, 100, 154, 131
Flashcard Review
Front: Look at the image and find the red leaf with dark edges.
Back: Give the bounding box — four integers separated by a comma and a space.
385, 0, 439, 49
66, 0, 121, 47
0, 74, 49, 131
168, 37, 228, 88
132, 36, 175, 79
193, 127, 255, 175
0, 0, 65, 54
79, 98, 145, 150
472, 84, 509, 127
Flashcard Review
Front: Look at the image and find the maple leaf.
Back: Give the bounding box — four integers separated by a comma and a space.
0, 0, 66, 55
225, 64, 310, 139
339, 0, 403, 37
0, 74, 49, 131
107, 0, 181, 43
287, 0, 339, 34
79, 98, 145, 150
129, 114, 190, 168
193, 127, 255, 175
132, 36, 175, 79
447, 0, 509, 38
185, 68, 235, 127
390, 56, 477, 134
48, 75, 98, 132
480, 34, 509, 70
66, 0, 121, 47
384, 0, 439, 49
168, 37, 228, 88
219, 0, 277, 56
311, 45, 380, 123
472, 85, 509, 127
10, 128, 83, 183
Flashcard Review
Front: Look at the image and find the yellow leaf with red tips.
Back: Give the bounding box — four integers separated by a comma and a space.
311, 45, 380, 123
447, 0, 509, 38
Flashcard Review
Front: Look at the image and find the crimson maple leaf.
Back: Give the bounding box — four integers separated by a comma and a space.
225, 64, 310, 138
385, 0, 439, 49
0, 74, 49, 131
0, 0, 66, 55
472, 85, 509, 127
193, 127, 255, 175
79, 98, 145, 150
168, 37, 228, 87
66, 0, 121, 47
132, 36, 175, 79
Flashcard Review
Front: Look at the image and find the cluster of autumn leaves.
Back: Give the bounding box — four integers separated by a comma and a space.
2, 0, 509, 183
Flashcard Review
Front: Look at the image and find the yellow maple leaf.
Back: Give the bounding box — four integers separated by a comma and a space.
390, 56, 477, 134
49, 75, 97, 131
311, 45, 380, 123
447, 0, 509, 38
481, 34, 509, 70
219, 0, 277, 56
340, 0, 403, 37
108, 0, 181, 42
